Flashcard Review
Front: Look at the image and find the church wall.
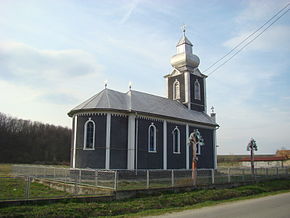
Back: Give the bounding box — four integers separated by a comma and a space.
167, 122, 186, 169
137, 118, 163, 169
168, 74, 185, 103
75, 114, 107, 169
188, 126, 214, 169
110, 115, 128, 169
190, 74, 205, 112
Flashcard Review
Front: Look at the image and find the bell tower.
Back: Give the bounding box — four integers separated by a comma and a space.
165, 29, 207, 112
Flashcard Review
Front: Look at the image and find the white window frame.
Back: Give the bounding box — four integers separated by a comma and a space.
172, 126, 180, 154
83, 118, 95, 150
194, 79, 201, 100
148, 123, 157, 153
173, 79, 180, 100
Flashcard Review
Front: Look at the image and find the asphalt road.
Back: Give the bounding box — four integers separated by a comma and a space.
150, 192, 290, 218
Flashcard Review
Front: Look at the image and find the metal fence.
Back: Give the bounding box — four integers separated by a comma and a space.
12, 165, 117, 189
1, 165, 289, 201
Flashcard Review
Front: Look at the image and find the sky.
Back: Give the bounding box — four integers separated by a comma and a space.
0, 0, 289, 155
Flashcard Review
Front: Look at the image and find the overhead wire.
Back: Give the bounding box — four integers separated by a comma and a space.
204, 3, 290, 76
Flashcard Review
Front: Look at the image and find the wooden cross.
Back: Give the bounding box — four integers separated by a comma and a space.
181, 24, 186, 34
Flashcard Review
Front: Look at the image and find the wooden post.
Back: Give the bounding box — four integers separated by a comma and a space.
192, 141, 197, 186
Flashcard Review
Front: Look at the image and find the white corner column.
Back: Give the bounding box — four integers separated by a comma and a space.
163, 120, 167, 170
105, 113, 111, 170
186, 124, 189, 169
184, 71, 190, 107
72, 115, 78, 168
203, 78, 207, 112
127, 114, 136, 170
165, 77, 168, 98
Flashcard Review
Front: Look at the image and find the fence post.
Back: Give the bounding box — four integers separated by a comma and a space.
95, 170, 99, 187
79, 169, 82, 184
146, 170, 149, 189
266, 168, 268, 177
227, 168, 231, 183
114, 171, 118, 190
276, 167, 279, 178
211, 169, 215, 184
24, 176, 31, 199
242, 169, 245, 182
53, 168, 56, 180
74, 173, 78, 195
171, 170, 174, 187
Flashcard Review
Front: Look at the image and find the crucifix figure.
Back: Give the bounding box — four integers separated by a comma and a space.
189, 129, 204, 185
247, 138, 257, 178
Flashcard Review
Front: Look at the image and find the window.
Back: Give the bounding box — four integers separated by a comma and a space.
172, 127, 180, 154
173, 80, 180, 100
84, 118, 95, 150
194, 79, 201, 100
148, 123, 156, 152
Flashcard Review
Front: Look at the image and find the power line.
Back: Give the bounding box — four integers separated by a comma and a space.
204, 3, 290, 76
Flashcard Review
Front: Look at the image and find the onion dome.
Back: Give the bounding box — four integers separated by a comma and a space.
170, 32, 200, 71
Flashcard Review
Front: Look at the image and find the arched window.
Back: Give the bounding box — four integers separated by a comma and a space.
194, 79, 201, 100
173, 80, 180, 100
172, 127, 180, 154
84, 118, 95, 150
148, 123, 156, 152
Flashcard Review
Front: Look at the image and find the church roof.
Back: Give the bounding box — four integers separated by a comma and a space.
177, 35, 193, 46
68, 89, 217, 127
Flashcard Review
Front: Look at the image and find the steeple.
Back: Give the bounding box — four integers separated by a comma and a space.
170, 29, 200, 71
165, 28, 207, 112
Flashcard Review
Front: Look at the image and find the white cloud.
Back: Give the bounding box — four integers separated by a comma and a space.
223, 25, 290, 52
0, 41, 106, 126
0, 42, 102, 84
120, 0, 140, 24
236, 0, 289, 23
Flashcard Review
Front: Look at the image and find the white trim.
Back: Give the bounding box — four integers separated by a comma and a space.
72, 115, 78, 168
173, 79, 180, 100
186, 124, 189, 169
163, 120, 167, 169
194, 79, 201, 100
172, 126, 180, 154
184, 72, 189, 105
105, 113, 111, 170
83, 118, 95, 150
165, 77, 168, 98
72, 111, 216, 130
127, 115, 136, 170
148, 123, 157, 152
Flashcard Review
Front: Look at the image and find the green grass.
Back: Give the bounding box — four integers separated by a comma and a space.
0, 177, 70, 200
0, 164, 71, 200
0, 179, 289, 217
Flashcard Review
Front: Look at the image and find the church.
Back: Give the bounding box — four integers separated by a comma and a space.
68, 31, 219, 170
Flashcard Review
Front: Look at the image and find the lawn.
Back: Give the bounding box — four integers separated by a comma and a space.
0, 179, 289, 217
0, 164, 70, 200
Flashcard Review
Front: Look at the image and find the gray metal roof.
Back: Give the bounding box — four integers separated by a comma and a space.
177, 35, 193, 46
68, 89, 217, 126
